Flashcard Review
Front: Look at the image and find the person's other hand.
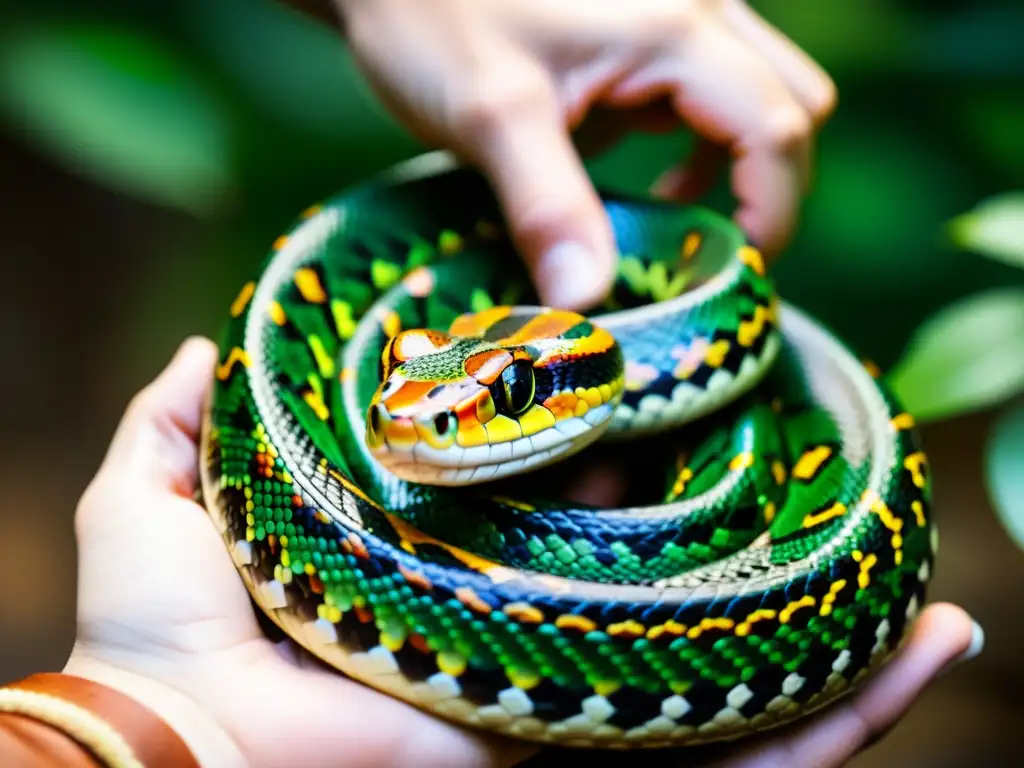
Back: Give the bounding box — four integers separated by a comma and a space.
330, 0, 837, 309
63, 339, 981, 768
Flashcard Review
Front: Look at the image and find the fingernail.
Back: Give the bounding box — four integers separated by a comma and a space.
941, 619, 984, 677
957, 620, 985, 664
536, 241, 609, 310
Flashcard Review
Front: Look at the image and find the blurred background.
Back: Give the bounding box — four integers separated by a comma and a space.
1, 0, 1022, 764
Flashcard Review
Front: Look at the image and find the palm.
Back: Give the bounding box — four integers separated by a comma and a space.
67, 340, 978, 768
74, 471, 530, 768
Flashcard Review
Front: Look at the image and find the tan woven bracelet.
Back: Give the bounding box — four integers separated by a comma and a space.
0, 686, 143, 768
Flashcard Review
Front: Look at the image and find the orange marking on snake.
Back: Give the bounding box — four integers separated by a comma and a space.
449, 306, 511, 337
464, 349, 513, 384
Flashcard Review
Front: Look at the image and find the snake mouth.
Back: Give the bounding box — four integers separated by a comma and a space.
371, 404, 614, 486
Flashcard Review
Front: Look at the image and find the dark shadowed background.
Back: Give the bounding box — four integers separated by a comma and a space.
1, 0, 1023, 765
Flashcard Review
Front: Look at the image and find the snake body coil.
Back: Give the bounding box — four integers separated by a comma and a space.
199, 154, 935, 749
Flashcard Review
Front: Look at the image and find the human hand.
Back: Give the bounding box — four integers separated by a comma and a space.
63, 339, 981, 768
327, 0, 837, 310
63, 337, 535, 768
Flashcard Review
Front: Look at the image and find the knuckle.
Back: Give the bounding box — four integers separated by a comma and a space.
808, 76, 839, 122
759, 103, 812, 150
518, 196, 602, 244
125, 384, 158, 423
448, 71, 554, 137
640, 2, 707, 40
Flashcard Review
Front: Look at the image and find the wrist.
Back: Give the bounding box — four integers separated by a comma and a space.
62, 653, 245, 768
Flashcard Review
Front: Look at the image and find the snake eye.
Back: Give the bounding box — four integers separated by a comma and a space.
493, 360, 535, 416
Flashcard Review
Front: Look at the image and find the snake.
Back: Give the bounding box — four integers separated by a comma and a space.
198, 152, 936, 750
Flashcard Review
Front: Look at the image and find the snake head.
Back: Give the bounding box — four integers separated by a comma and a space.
366, 307, 625, 486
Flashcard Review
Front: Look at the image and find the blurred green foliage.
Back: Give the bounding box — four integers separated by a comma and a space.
1, 0, 1022, 547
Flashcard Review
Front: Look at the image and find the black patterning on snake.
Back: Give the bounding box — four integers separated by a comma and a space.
199, 155, 936, 748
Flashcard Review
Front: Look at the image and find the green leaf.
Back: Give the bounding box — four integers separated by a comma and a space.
0, 24, 235, 216
985, 404, 1024, 553
887, 287, 1024, 422
948, 192, 1024, 269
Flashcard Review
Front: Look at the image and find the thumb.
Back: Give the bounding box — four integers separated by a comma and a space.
95, 336, 219, 497
454, 65, 617, 310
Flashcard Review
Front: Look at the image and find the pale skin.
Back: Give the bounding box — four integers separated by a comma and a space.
65, 339, 980, 768
62, 3, 981, 766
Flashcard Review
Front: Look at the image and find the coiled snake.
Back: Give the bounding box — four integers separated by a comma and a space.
198, 153, 935, 749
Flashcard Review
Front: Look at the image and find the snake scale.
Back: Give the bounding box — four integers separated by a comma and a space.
198, 152, 936, 750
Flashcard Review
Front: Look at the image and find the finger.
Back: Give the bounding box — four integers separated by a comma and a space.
97, 336, 219, 496
448, 58, 617, 311
651, 138, 729, 201
710, 603, 981, 768
615, 25, 811, 258
721, 0, 838, 126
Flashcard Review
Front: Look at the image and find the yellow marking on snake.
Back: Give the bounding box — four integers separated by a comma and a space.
863, 489, 904, 564
488, 495, 534, 512
792, 445, 833, 481
307, 334, 335, 378
294, 267, 327, 303
331, 299, 357, 339
737, 304, 773, 347
911, 500, 926, 527
555, 615, 597, 633
303, 388, 329, 421
381, 310, 401, 339
819, 580, 848, 617
514, 405, 556, 435
904, 452, 928, 489
704, 339, 731, 368
437, 652, 468, 677
851, 550, 878, 589
230, 281, 255, 317
607, 620, 646, 639
687, 617, 735, 639
682, 231, 702, 260
506, 668, 540, 690
862, 358, 883, 378
735, 609, 777, 637
891, 413, 915, 431
382, 510, 503, 574
504, 603, 544, 624
216, 347, 251, 380
267, 301, 286, 325
273, 235, 289, 251
671, 466, 694, 497
646, 620, 686, 640
729, 452, 754, 471
779, 595, 816, 624
738, 245, 766, 276
803, 501, 847, 528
